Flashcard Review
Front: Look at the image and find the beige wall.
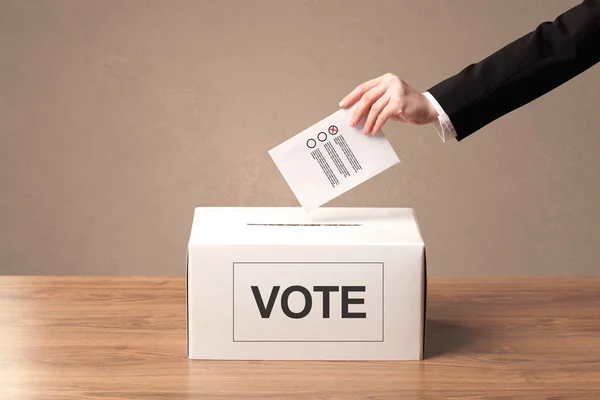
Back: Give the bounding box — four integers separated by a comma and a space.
1, 0, 599, 276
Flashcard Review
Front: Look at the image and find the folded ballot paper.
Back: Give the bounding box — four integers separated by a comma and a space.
269, 106, 400, 211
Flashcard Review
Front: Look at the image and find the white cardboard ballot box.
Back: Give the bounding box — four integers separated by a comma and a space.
186, 207, 427, 361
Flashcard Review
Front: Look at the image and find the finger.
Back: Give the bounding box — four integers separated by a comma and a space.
363, 93, 390, 135
350, 84, 387, 127
339, 77, 380, 108
371, 104, 394, 135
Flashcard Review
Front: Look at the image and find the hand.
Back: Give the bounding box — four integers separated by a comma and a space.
338, 73, 439, 135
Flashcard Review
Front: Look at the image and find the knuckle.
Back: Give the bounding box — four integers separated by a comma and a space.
362, 92, 374, 102
388, 78, 404, 92
375, 101, 386, 112
355, 100, 367, 112
386, 74, 401, 85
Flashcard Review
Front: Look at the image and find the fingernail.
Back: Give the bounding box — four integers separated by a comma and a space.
339, 101, 345, 108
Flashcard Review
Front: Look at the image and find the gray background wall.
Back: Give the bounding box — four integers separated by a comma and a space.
1, 0, 599, 276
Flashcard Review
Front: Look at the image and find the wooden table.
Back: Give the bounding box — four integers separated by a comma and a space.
0, 277, 599, 399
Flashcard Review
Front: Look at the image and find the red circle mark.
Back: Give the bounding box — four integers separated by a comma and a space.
328, 125, 339, 135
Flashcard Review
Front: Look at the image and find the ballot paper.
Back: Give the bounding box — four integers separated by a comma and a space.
269, 106, 400, 211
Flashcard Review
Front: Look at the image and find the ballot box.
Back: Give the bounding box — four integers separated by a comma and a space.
186, 207, 427, 360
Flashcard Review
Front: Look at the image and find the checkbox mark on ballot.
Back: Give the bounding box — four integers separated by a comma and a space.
269, 106, 400, 211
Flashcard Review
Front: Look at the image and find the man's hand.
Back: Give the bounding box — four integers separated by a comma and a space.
339, 73, 439, 135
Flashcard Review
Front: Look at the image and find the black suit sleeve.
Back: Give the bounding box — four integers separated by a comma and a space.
427, 0, 600, 141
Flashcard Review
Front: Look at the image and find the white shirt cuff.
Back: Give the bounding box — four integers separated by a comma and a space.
423, 91, 457, 142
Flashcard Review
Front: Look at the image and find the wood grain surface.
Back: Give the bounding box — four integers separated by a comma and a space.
0, 277, 598, 399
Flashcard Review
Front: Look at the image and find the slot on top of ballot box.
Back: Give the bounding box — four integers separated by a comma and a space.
246, 223, 362, 227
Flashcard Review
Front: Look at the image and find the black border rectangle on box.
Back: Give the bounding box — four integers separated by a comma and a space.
232, 261, 384, 343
